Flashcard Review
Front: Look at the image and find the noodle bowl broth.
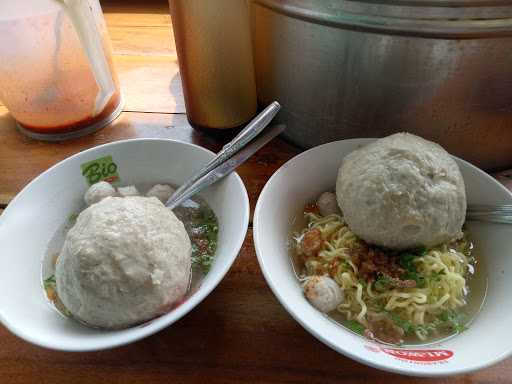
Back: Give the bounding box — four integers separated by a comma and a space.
290, 198, 487, 346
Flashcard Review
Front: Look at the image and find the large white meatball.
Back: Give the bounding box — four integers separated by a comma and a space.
84, 181, 116, 206
336, 133, 466, 250
56, 196, 191, 329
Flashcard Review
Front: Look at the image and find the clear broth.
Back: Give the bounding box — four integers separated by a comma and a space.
289, 205, 488, 346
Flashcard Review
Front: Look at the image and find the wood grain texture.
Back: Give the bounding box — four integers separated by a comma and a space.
103, 2, 175, 56
0, 194, 11, 208
114, 55, 184, 113
109, 26, 175, 56
105, 0, 183, 114
1, 0, 512, 382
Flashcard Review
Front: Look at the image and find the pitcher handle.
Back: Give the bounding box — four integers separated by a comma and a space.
57, 0, 116, 116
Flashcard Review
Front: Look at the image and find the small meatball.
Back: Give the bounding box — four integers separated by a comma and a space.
84, 181, 116, 206
317, 192, 339, 217
304, 275, 344, 313
117, 185, 140, 197
146, 184, 175, 203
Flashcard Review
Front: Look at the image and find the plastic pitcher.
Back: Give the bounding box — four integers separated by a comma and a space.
0, 0, 123, 140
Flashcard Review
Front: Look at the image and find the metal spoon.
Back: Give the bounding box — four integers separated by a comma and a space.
467, 204, 512, 224
165, 102, 282, 210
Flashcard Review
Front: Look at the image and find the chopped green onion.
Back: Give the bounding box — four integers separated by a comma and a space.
44, 275, 56, 289
345, 320, 365, 335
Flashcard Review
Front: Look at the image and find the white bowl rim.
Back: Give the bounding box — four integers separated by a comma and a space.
0, 138, 250, 351
253, 137, 512, 377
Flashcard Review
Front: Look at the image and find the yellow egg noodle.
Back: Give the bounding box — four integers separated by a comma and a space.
297, 212, 472, 342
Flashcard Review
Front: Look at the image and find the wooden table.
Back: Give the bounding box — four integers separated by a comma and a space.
1, 1, 511, 382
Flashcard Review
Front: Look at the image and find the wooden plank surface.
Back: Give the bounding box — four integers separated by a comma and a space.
115, 55, 184, 113
1, 0, 512, 383
106, 0, 183, 114
109, 26, 175, 56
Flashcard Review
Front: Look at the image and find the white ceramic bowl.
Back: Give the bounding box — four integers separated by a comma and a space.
254, 139, 512, 377
0, 139, 249, 351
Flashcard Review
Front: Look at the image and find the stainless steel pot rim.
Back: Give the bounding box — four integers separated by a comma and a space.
253, 0, 512, 37
348, 0, 511, 6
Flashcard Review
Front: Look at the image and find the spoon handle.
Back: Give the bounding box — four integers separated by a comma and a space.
166, 124, 285, 210
165, 101, 281, 207
462, 204, 512, 224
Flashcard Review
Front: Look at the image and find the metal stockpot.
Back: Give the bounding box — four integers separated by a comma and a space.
251, 0, 512, 170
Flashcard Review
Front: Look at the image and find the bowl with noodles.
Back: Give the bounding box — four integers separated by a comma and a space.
254, 137, 512, 376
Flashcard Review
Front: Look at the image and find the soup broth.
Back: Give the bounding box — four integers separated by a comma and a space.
289, 200, 487, 346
